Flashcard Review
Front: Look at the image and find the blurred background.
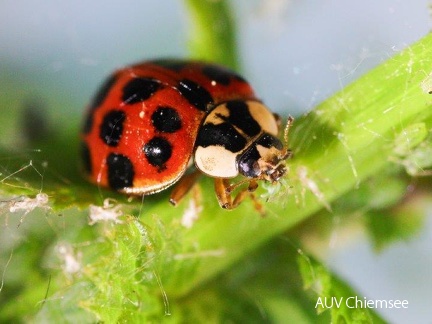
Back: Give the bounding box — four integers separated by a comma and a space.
0, 0, 430, 322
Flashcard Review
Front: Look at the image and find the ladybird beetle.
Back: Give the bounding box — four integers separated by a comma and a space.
81, 59, 292, 209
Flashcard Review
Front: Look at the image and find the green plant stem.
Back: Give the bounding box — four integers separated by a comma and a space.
160, 33, 432, 296
184, 0, 239, 69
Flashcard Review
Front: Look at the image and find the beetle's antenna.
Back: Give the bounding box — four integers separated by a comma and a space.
284, 116, 294, 147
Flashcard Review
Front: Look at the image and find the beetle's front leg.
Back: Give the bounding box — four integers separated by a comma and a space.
214, 178, 259, 210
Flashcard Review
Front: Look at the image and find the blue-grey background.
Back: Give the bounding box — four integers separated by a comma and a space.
0, 1, 430, 322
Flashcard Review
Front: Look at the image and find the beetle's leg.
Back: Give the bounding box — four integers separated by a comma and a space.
169, 170, 201, 206
214, 178, 263, 214
214, 178, 230, 208
224, 177, 252, 194
215, 178, 243, 209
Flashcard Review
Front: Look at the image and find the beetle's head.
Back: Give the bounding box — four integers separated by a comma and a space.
237, 133, 291, 182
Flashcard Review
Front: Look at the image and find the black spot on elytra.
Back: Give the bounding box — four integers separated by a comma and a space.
196, 123, 246, 153
84, 74, 118, 134
178, 79, 213, 111
99, 110, 125, 146
122, 77, 161, 104
151, 106, 182, 133
225, 100, 261, 137
143, 136, 172, 170
81, 142, 92, 174
107, 153, 134, 190
233, 74, 247, 83
202, 65, 232, 85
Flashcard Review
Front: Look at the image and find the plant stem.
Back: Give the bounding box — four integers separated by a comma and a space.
184, 0, 239, 69
160, 33, 432, 296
